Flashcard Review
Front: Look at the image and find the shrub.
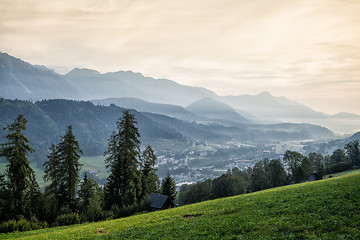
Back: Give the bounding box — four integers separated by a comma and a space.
53, 212, 81, 226
329, 162, 352, 174
110, 199, 150, 219
0, 219, 17, 233
0, 218, 48, 233
84, 197, 104, 222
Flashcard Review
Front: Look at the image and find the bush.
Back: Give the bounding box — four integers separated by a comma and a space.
111, 199, 151, 219
53, 212, 81, 226
0, 219, 17, 233
84, 200, 104, 222
0, 218, 48, 233
329, 162, 352, 174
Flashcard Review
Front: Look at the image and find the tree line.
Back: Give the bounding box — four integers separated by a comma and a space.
178, 141, 360, 205
0, 111, 177, 232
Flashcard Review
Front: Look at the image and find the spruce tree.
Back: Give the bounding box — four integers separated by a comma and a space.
140, 145, 159, 198
104, 110, 142, 209
0, 174, 10, 219
161, 173, 177, 206
78, 173, 103, 221
78, 173, 95, 213
0, 114, 39, 217
43, 126, 82, 211
58, 125, 82, 210
43, 143, 62, 209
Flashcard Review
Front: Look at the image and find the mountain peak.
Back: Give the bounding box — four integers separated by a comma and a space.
257, 91, 272, 97
65, 68, 101, 77
0, 52, 78, 100
186, 97, 250, 124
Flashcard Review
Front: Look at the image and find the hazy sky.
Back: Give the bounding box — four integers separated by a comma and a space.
1, 0, 360, 114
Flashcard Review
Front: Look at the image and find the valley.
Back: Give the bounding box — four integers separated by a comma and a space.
1, 52, 359, 187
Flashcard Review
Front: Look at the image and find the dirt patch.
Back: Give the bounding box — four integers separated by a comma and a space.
95, 227, 107, 234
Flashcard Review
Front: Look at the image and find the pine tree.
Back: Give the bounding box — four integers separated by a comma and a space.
0, 114, 39, 217
78, 173, 92, 212
161, 173, 177, 206
78, 173, 103, 221
104, 110, 142, 209
58, 126, 82, 210
140, 145, 159, 198
43, 143, 62, 209
0, 174, 10, 219
43, 126, 82, 211
25, 174, 44, 219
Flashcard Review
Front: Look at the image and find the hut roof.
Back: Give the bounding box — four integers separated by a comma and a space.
150, 193, 170, 209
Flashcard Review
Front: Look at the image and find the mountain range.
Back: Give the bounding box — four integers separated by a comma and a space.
0, 52, 77, 100
0, 98, 335, 167
1, 51, 359, 134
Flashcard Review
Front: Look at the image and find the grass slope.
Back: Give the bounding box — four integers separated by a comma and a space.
2, 171, 360, 239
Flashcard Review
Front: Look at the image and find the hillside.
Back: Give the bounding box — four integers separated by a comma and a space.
219, 91, 327, 120
2, 170, 360, 239
304, 131, 360, 155
0, 98, 184, 166
91, 97, 201, 121
0, 98, 335, 163
0, 52, 78, 100
64, 68, 217, 106
219, 92, 360, 133
186, 97, 250, 124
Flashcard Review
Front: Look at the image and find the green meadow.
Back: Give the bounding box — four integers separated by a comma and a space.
1, 170, 360, 240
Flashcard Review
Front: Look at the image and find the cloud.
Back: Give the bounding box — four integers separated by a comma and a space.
0, 0, 360, 114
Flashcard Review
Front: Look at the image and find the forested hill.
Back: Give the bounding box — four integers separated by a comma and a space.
0, 98, 184, 166
0, 98, 335, 168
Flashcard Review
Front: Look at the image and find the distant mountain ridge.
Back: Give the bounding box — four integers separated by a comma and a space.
91, 97, 202, 122
0, 98, 335, 167
186, 97, 251, 124
64, 68, 217, 106
1, 52, 359, 134
0, 52, 78, 100
304, 131, 360, 155
218, 91, 327, 120
218, 92, 360, 133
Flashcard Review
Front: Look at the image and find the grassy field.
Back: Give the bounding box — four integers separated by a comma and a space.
79, 155, 108, 179
0, 162, 46, 188
1, 170, 360, 239
1, 156, 107, 188
324, 169, 359, 178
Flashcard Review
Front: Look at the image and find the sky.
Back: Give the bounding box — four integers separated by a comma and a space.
1, 0, 360, 115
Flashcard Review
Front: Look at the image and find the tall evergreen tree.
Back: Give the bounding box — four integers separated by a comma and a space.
0, 174, 10, 219
104, 110, 142, 209
57, 125, 82, 210
78, 173, 91, 212
78, 173, 103, 221
140, 145, 159, 198
0, 114, 39, 217
43, 126, 82, 211
43, 144, 62, 208
160, 173, 177, 206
